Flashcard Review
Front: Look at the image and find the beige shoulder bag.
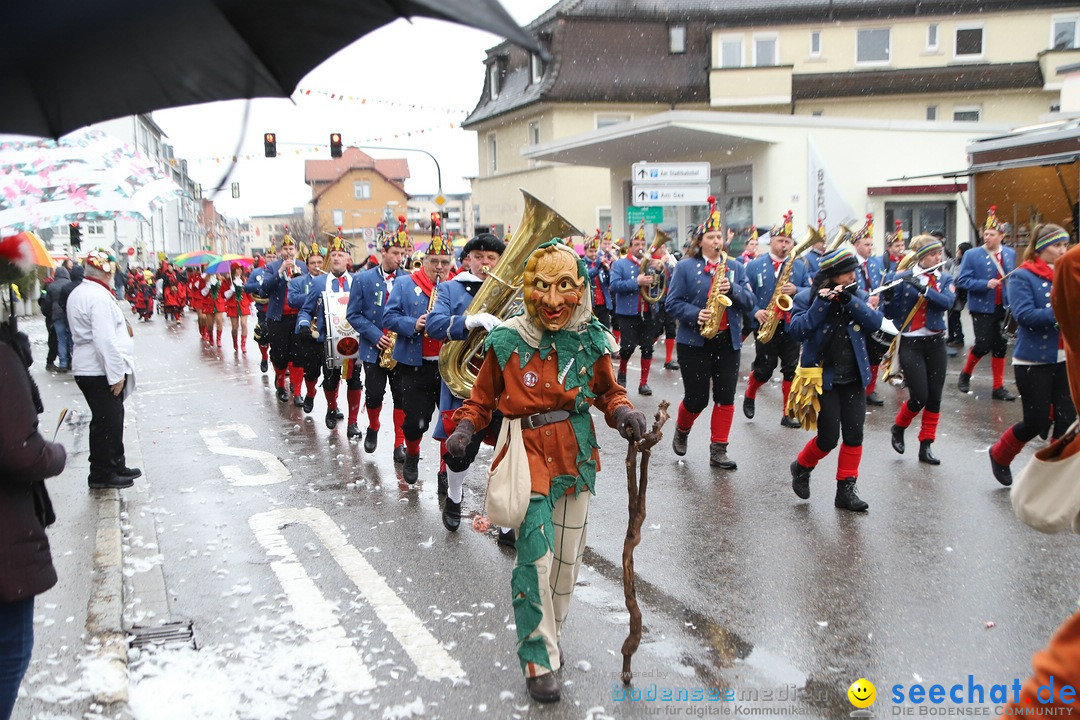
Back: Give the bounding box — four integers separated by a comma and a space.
485, 418, 531, 529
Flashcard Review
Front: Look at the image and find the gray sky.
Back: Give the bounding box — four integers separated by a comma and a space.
152, 0, 553, 220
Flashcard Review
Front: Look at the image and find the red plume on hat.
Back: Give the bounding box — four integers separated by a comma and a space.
384, 215, 411, 251
774, 210, 794, 239
326, 227, 348, 253
701, 195, 721, 234
853, 213, 874, 242
984, 204, 1003, 232
892, 219, 905, 245
430, 212, 441, 238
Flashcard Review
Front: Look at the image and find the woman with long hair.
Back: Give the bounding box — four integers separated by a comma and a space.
886, 234, 956, 465
988, 223, 1076, 485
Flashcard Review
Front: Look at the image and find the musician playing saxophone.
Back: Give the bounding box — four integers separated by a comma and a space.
382, 233, 454, 484
345, 219, 410, 456
743, 212, 812, 427
665, 199, 754, 470
884, 235, 956, 467
425, 233, 509, 538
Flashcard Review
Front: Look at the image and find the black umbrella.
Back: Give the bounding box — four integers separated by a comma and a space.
2, 0, 540, 138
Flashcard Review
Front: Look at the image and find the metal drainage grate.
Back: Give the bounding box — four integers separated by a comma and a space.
129, 621, 196, 650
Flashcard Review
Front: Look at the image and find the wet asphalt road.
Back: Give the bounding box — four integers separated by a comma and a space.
37, 312, 1080, 718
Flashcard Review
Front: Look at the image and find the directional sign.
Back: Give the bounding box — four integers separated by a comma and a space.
626, 206, 664, 224
632, 162, 711, 185
632, 185, 711, 206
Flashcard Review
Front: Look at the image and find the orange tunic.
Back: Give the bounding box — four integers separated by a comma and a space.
453, 346, 632, 495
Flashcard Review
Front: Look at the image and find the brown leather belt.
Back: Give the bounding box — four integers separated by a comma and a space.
519, 410, 570, 430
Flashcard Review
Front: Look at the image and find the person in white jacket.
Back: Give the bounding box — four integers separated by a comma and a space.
66, 249, 139, 490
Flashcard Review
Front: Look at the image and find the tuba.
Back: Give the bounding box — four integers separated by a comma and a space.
825, 224, 854, 252
756, 226, 824, 344
439, 190, 582, 399
640, 228, 672, 305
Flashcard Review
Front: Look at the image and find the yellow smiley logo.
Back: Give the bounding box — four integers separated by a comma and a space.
848, 678, 876, 709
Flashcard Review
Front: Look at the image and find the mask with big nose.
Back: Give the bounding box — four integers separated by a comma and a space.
523, 246, 585, 332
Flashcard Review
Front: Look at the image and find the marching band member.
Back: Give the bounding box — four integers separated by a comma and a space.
739, 228, 759, 265
223, 263, 252, 353
446, 240, 645, 704
882, 223, 907, 274
289, 241, 325, 409
382, 233, 454, 484
665, 199, 754, 469
654, 241, 680, 371
299, 234, 364, 431
956, 206, 1017, 400
583, 229, 613, 329
989, 224, 1076, 485
851, 215, 887, 406
786, 247, 890, 512
885, 235, 956, 465
743, 211, 812, 428
345, 220, 410, 455
259, 230, 306, 403
426, 232, 506, 531
244, 245, 275, 373
610, 223, 659, 395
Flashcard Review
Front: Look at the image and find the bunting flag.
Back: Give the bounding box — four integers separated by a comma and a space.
293, 87, 470, 116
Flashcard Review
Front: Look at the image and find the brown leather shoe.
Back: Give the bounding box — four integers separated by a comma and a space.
526, 672, 561, 703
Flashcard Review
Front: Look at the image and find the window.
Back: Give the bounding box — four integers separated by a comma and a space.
487, 63, 500, 99
597, 208, 612, 233
332, 209, 344, 227
487, 132, 497, 174
1053, 17, 1078, 50
718, 35, 743, 68
86, 223, 104, 235
669, 25, 686, 54
954, 25, 984, 59
810, 31, 821, 57
528, 121, 540, 146
953, 106, 981, 122
353, 181, 370, 200
530, 52, 544, 84
595, 113, 632, 129
926, 105, 938, 121
856, 28, 890, 64
926, 24, 939, 51
753, 33, 778, 66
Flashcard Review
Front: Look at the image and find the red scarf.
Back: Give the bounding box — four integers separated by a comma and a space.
411, 269, 443, 357
86, 276, 116, 297
1019, 258, 1054, 282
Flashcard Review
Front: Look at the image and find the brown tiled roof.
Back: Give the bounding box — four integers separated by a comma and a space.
304, 147, 410, 184
792, 62, 1045, 100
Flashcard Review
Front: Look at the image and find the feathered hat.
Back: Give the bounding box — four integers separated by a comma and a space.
266, 242, 276, 255
280, 225, 295, 248
326, 227, 348, 254
985, 205, 1003, 232
84, 248, 119, 275
774, 210, 794, 239
427, 231, 454, 257
601, 224, 612, 244
892, 219, 905, 245
383, 215, 411, 251
0, 233, 38, 283
584, 228, 601, 251
700, 195, 722, 235
631, 220, 646, 243
852, 213, 874, 242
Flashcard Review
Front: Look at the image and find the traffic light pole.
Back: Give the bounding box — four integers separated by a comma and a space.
278, 141, 444, 201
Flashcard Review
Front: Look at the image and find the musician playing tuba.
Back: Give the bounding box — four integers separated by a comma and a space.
743, 211, 814, 428
665, 196, 755, 470
609, 222, 662, 395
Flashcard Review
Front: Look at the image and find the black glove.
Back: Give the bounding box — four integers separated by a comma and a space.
446, 419, 475, 457
903, 274, 925, 293
613, 405, 647, 441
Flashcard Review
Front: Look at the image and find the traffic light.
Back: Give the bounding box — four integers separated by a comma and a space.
330, 133, 342, 158
69, 222, 82, 250
264, 132, 277, 158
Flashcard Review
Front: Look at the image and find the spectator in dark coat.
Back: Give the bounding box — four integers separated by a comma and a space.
44, 266, 71, 371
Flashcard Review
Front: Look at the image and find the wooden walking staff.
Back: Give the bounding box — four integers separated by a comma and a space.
620, 400, 670, 685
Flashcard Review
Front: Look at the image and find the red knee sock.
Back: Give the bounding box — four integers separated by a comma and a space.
613, 330, 621, 344
836, 443, 863, 480
676, 402, 700, 433
918, 411, 940, 443
866, 367, 879, 395
797, 438, 830, 468
665, 338, 675, 364
289, 365, 304, 396
393, 409, 406, 447
274, 368, 286, 389
324, 388, 338, 410
260, 345, 269, 361
894, 401, 919, 429
746, 373, 763, 399
991, 426, 1026, 467
439, 441, 447, 473
405, 438, 421, 456
711, 404, 734, 444
782, 380, 792, 413
992, 357, 1005, 390
963, 349, 980, 376
240, 337, 247, 353
367, 405, 382, 431
618, 357, 629, 377
233, 334, 238, 351
216, 329, 222, 346
305, 379, 317, 397
640, 358, 652, 386
347, 389, 362, 423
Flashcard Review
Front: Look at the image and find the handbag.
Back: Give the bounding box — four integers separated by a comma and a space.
1011, 420, 1080, 534
485, 417, 531, 529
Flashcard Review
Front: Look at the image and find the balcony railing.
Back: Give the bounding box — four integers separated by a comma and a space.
710, 65, 793, 108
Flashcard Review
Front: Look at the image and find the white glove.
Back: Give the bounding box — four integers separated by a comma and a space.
224, 288, 235, 299
200, 286, 210, 296
465, 313, 501, 332
878, 317, 900, 336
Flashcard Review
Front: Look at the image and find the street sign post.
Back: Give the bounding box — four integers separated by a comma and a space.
632, 185, 711, 206
632, 162, 711, 185
626, 206, 664, 224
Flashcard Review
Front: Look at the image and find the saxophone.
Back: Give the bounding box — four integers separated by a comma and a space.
378, 331, 398, 370
699, 251, 733, 340
756, 227, 823, 344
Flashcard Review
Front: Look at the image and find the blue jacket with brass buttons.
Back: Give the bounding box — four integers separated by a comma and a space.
881, 270, 955, 333
1007, 266, 1061, 363
788, 288, 884, 390
345, 266, 405, 364
665, 255, 754, 351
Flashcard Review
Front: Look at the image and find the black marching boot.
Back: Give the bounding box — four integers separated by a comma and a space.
835, 478, 869, 512
790, 461, 812, 500
918, 440, 940, 465
442, 497, 461, 531
709, 442, 737, 470
890, 424, 905, 454
989, 447, 1013, 486
672, 428, 689, 456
